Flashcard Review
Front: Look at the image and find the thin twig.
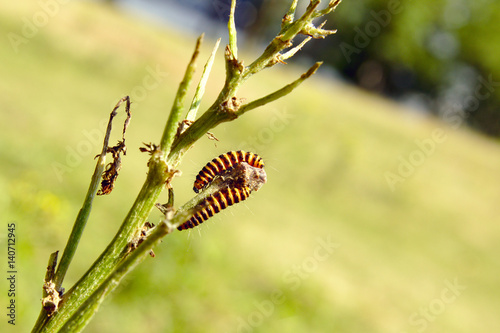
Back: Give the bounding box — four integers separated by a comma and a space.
237, 62, 323, 116
53, 96, 130, 290
58, 222, 172, 333
160, 34, 204, 155
33, 97, 131, 333
228, 0, 238, 59
186, 38, 221, 122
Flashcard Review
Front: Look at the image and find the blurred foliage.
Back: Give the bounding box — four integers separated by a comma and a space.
211, 0, 500, 137
324, 0, 500, 137
323, 0, 500, 136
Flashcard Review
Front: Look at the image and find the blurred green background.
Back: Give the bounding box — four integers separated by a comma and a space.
1, 1, 500, 332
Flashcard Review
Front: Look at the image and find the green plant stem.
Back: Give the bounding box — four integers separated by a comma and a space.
237, 62, 322, 116
167, 62, 323, 165
186, 38, 221, 122
228, 0, 238, 59
53, 176, 226, 331
32, 97, 131, 332
160, 34, 203, 155
33, 36, 208, 332
33, 152, 170, 333
53, 183, 221, 331
285, 0, 299, 20
245, 2, 320, 78
167, 102, 229, 166
52, 101, 121, 290
52, 162, 104, 289
33, 2, 342, 332
45, 252, 59, 283
58, 221, 172, 333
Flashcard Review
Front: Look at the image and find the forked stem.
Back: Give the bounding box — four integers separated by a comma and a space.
32, 1, 342, 332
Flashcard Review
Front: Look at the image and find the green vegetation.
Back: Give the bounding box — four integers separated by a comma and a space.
1, 1, 499, 333
303, 0, 500, 136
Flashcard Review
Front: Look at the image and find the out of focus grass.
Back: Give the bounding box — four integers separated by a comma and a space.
1, 1, 500, 333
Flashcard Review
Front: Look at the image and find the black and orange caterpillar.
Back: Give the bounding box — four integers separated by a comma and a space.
193, 150, 264, 193
177, 186, 252, 231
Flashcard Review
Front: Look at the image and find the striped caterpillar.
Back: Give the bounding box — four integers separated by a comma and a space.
177, 156, 267, 231
193, 151, 264, 193
177, 186, 251, 231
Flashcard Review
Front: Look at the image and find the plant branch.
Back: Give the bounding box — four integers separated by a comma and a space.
228, 0, 238, 59
282, 0, 299, 29
32, 1, 343, 332
186, 38, 221, 122
237, 62, 322, 116
167, 0, 341, 168
58, 221, 172, 333
53, 96, 130, 290
35, 34, 210, 332
160, 34, 203, 155
32, 97, 132, 332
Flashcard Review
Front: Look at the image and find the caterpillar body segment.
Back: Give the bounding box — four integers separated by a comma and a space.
177, 186, 252, 231
193, 151, 264, 193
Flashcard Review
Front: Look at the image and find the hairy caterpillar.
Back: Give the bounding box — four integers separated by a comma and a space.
193, 151, 264, 193
177, 186, 252, 231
